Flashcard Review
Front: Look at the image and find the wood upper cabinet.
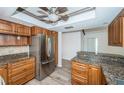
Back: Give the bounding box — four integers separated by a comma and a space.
0, 65, 7, 84
0, 34, 31, 46
0, 20, 15, 34
108, 9, 124, 47
15, 24, 31, 36
31, 26, 48, 35
108, 17, 123, 46
71, 61, 106, 85
0, 19, 31, 46
0, 19, 31, 36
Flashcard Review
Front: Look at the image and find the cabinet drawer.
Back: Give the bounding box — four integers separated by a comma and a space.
72, 61, 88, 69
8, 61, 27, 69
9, 71, 27, 82
8, 57, 36, 85
72, 68, 88, 79
72, 75, 88, 85
72, 61, 89, 79
8, 66, 26, 76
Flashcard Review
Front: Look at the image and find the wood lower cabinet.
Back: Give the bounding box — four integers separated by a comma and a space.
0, 65, 7, 84
71, 62, 89, 85
88, 65, 102, 85
71, 61, 106, 85
8, 57, 35, 85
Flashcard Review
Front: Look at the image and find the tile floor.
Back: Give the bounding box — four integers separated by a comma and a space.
26, 59, 71, 85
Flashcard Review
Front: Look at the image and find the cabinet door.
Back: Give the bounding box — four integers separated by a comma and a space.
31, 27, 40, 35
108, 17, 124, 47
0, 20, 14, 34
23, 26, 31, 36
89, 65, 102, 85
15, 24, 24, 35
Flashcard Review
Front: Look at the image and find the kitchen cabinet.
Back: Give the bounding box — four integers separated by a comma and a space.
88, 65, 102, 85
0, 65, 7, 84
0, 20, 15, 34
31, 26, 46, 35
15, 24, 31, 36
71, 61, 89, 85
0, 19, 31, 36
8, 57, 35, 85
71, 61, 106, 85
0, 34, 30, 46
108, 9, 124, 47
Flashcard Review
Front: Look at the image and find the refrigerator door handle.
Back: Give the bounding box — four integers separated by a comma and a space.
41, 58, 55, 65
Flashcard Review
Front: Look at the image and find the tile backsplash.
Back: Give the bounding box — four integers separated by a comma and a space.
0, 46, 29, 56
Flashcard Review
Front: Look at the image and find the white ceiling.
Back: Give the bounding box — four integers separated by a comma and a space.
0, 7, 123, 32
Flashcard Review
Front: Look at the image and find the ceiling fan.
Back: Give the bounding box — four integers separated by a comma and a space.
37, 7, 69, 24
12, 7, 96, 25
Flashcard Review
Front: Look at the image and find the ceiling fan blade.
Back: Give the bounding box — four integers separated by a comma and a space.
37, 10, 48, 15
39, 7, 51, 14
37, 15, 48, 18
12, 7, 26, 15
60, 15, 69, 21
56, 7, 68, 14
40, 19, 53, 24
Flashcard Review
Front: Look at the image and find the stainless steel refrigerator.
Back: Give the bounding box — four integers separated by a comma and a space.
29, 34, 56, 81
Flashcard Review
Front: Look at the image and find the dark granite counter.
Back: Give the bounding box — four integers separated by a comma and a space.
72, 51, 124, 85
0, 53, 32, 66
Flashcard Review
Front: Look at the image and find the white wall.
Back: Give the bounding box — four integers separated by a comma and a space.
83, 27, 124, 55
62, 31, 81, 60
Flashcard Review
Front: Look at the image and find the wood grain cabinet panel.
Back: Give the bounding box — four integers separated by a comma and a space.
8, 57, 35, 85
0, 20, 14, 34
88, 65, 102, 85
0, 34, 31, 46
0, 19, 31, 36
108, 9, 124, 47
71, 61, 106, 85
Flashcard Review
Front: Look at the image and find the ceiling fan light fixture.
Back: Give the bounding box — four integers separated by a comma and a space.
48, 14, 59, 22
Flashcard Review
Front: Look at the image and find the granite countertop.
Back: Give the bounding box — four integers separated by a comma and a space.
0, 53, 34, 66
72, 56, 124, 85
